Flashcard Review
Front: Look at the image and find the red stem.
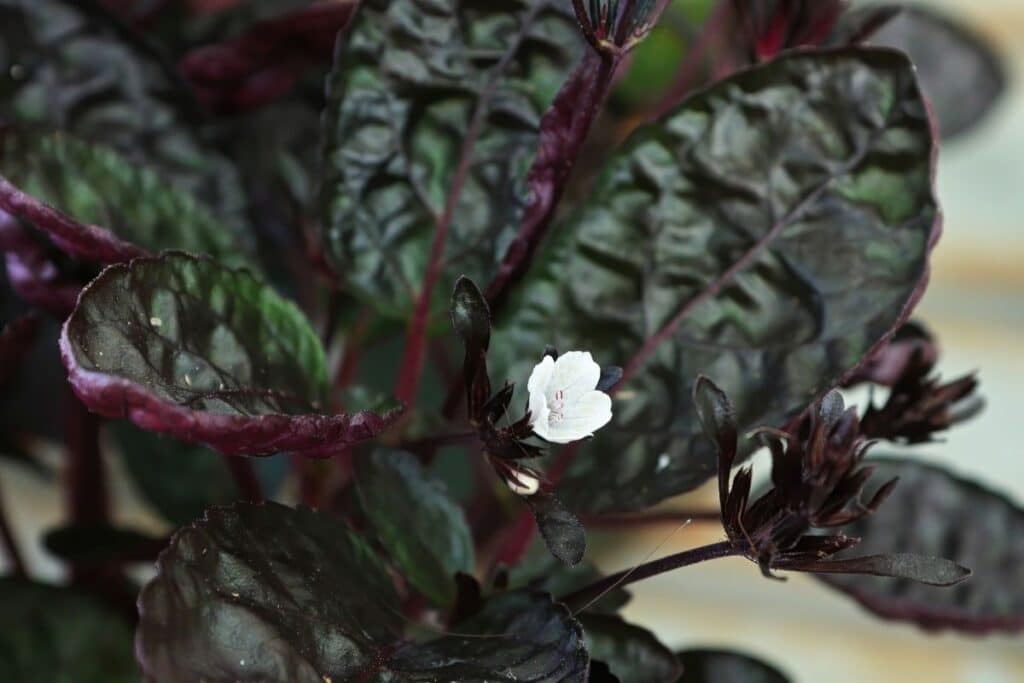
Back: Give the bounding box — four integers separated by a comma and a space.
226, 456, 263, 503
66, 398, 109, 525
559, 540, 737, 612
394, 5, 547, 405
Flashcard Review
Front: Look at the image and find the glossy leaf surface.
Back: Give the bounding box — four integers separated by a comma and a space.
581, 614, 680, 683
61, 252, 398, 457
819, 457, 1024, 633
137, 502, 588, 682
356, 450, 474, 606
320, 0, 580, 316
492, 48, 939, 512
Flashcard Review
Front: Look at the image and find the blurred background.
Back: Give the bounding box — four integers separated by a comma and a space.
0, 1, 1021, 681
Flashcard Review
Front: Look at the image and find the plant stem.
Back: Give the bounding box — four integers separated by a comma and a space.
580, 509, 721, 527
559, 540, 738, 612
226, 456, 263, 503
0, 479, 26, 576
66, 397, 108, 525
393, 5, 547, 405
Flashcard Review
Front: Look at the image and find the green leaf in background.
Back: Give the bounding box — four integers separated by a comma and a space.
819, 457, 1024, 633
356, 450, 474, 606
580, 614, 681, 683
137, 502, 589, 682
0, 578, 138, 682
0, 0, 248, 238
492, 47, 938, 513
675, 649, 790, 683
320, 0, 581, 317
1, 133, 254, 269
114, 422, 287, 526
61, 252, 398, 457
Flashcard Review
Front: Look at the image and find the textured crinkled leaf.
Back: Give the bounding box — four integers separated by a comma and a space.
137, 502, 588, 683
0, 578, 138, 682
580, 614, 680, 683
0, 0, 248, 237
492, 48, 938, 512
528, 492, 587, 565
675, 649, 790, 683
320, 0, 581, 316
0, 133, 252, 268
356, 450, 474, 606
871, 6, 1006, 139
61, 252, 398, 457
818, 457, 1024, 633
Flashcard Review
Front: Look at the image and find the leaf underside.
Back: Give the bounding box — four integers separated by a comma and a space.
61, 252, 398, 457
493, 47, 938, 513
819, 457, 1024, 633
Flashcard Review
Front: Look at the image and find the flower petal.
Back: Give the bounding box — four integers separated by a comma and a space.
540, 392, 613, 444
527, 355, 555, 396
548, 351, 600, 404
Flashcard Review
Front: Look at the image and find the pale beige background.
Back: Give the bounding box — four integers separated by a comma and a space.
0, 1, 1021, 681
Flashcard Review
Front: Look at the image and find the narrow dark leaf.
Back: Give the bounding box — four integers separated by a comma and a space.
451, 276, 491, 352
0, 578, 137, 682
675, 649, 790, 683
790, 553, 970, 586
356, 450, 475, 606
61, 252, 399, 457
580, 614, 681, 683
528, 492, 587, 566
492, 47, 938, 513
137, 502, 589, 682
43, 522, 165, 565
320, 0, 581, 316
817, 457, 1024, 633
871, 5, 1006, 138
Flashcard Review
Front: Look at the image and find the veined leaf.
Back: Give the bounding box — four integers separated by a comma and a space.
320, 0, 581, 317
137, 502, 589, 682
60, 252, 399, 457
492, 48, 939, 512
356, 450, 474, 606
819, 457, 1024, 633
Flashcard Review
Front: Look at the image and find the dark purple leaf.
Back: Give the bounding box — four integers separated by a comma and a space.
137, 501, 589, 682
871, 5, 1006, 139
527, 492, 587, 566
508, 541, 631, 616
818, 457, 1024, 633
0, 214, 83, 314
42, 522, 165, 566
787, 553, 969, 586
0, 577, 138, 682
493, 48, 939, 512
580, 614, 681, 683
61, 252, 399, 457
319, 0, 582, 317
675, 649, 790, 683
355, 450, 474, 606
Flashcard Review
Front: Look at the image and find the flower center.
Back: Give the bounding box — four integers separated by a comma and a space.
549, 388, 566, 424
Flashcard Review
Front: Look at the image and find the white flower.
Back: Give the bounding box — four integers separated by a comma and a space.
527, 351, 613, 444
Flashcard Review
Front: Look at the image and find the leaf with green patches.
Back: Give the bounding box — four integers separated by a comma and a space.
492, 48, 938, 513
320, 0, 581, 317
61, 252, 399, 457
137, 502, 589, 682
356, 450, 474, 606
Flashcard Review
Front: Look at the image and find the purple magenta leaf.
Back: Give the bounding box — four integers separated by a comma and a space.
61, 252, 399, 457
